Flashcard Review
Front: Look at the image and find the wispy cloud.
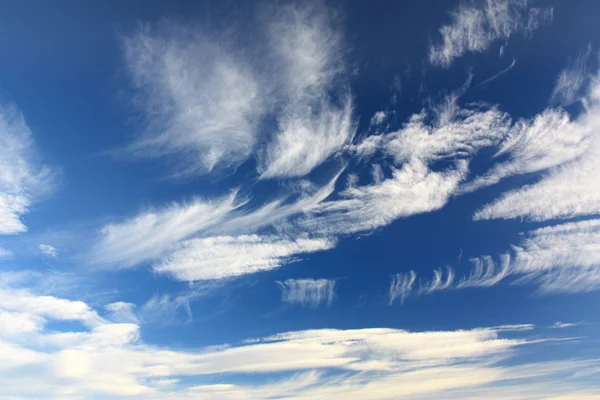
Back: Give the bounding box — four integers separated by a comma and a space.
0, 104, 52, 235
551, 46, 596, 106
39, 243, 58, 258
510, 218, 600, 293
389, 256, 510, 304
0, 247, 12, 258
123, 23, 264, 177
258, 3, 355, 179
550, 322, 582, 329
0, 277, 595, 399
154, 235, 334, 281
123, 3, 355, 180
474, 74, 600, 219
105, 301, 139, 324
430, 0, 553, 67
277, 278, 336, 307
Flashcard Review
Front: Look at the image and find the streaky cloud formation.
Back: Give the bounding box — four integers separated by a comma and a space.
463, 107, 591, 193
551, 46, 595, 106
430, 0, 553, 67
300, 159, 468, 235
277, 278, 336, 307
259, 3, 356, 179
154, 235, 334, 281
3, 274, 596, 399
123, 3, 354, 180
389, 256, 510, 304
90, 192, 240, 268
123, 23, 264, 176
0, 104, 52, 235
474, 75, 600, 220
510, 218, 600, 293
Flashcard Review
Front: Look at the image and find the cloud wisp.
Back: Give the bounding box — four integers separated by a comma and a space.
430, 0, 553, 67
277, 278, 337, 308
0, 105, 52, 235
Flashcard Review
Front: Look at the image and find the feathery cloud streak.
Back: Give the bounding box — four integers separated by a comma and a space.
430, 0, 553, 67
277, 278, 336, 307
0, 105, 52, 234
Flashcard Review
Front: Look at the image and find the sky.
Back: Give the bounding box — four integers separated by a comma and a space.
1, 0, 600, 398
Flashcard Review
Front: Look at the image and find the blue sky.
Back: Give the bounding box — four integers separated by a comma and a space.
1, 0, 600, 398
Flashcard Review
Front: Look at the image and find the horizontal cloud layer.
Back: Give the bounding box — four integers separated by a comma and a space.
2, 272, 597, 399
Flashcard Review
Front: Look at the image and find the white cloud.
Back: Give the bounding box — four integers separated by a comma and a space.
1, 275, 598, 399
551, 46, 595, 106
0, 247, 12, 258
430, 0, 553, 67
258, 3, 355, 179
464, 108, 590, 193
0, 105, 52, 235
370, 111, 387, 126
509, 218, 600, 293
550, 322, 581, 329
355, 104, 510, 165
123, 23, 264, 176
277, 278, 336, 307
300, 159, 468, 235
389, 271, 416, 305
39, 243, 58, 258
154, 235, 334, 281
389, 257, 510, 304
475, 76, 600, 220
105, 302, 139, 324
90, 192, 240, 268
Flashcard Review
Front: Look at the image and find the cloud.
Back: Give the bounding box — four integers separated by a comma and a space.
154, 235, 334, 281
389, 257, 510, 304
300, 159, 468, 235
509, 218, 600, 293
39, 243, 58, 258
105, 302, 139, 324
0, 104, 52, 235
550, 322, 581, 329
551, 46, 595, 106
90, 192, 240, 268
123, 23, 264, 176
464, 107, 590, 193
258, 3, 356, 179
122, 3, 355, 180
474, 75, 600, 220
2, 281, 598, 399
0, 247, 12, 258
2, 274, 599, 399
389, 271, 416, 305
277, 278, 336, 307
430, 0, 553, 67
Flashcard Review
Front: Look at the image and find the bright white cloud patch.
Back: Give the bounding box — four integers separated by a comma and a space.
277, 278, 336, 307
2, 274, 596, 399
39, 243, 58, 258
154, 235, 334, 281
123, 24, 264, 176
430, 0, 553, 67
0, 105, 51, 235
